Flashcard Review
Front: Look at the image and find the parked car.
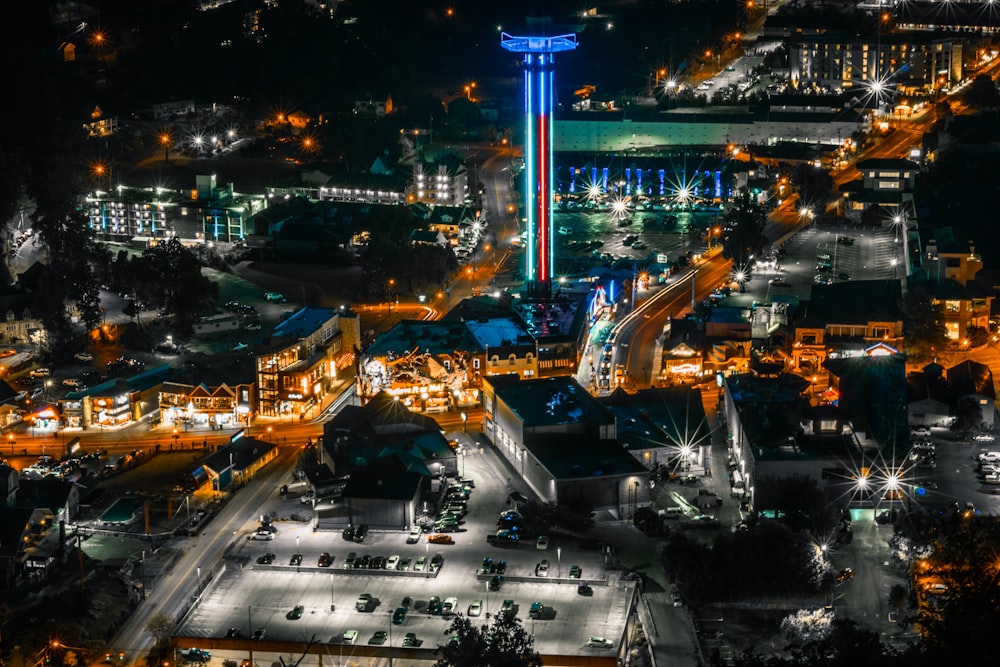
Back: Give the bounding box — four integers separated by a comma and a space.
428, 533, 454, 545
342, 630, 358, 645
535, 560, 550, 577
536, 535, 549, 550
586, 636, 613, 648
406, 525, 422, 543
74, 352, 94, 362
289, 554, 303, 566
286, 605, 304, 620
317, 552, 333, 567
368, 631, 387, 645
256, 553, 275, 564
489, 575, 503, 591
569, 565, 582, 579
392, 607, 407, 625
468, 599, 483, 617
402, 633, 419, 647
974, 433, 996, 442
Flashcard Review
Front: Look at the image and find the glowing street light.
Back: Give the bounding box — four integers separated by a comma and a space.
160, 133, 171, 162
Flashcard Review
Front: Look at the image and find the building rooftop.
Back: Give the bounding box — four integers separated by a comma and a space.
494, 376, 612, 428
808, 280, 902, 324
601, 387, 711, 453
366, 320, 484, 357
272, 307, 337, 339
526, 433, 646, 481
465, 317, 533, 349
341, 454, 427, 501
203, 436, 276, 474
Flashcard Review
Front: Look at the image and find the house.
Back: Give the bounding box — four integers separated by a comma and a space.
483, 375, 649, 512
410, 153, 469, 205
0, 507, 35, 589
838, 158, 918, 221
466, 317, 539, 381
907, 362, 951, 427
801, 280, 904, 361
824, 353, 908, 447
658, 317, 705, 382
200, 437, 278, 492
60, 365, 171, 430
254, 307, 361, 417
337, 454, 427, 529
318, 392, 454, 529
921, 239, 993, 340
946, 360, 996, 429
159, 382, 256, 430
600, 386, 711, 471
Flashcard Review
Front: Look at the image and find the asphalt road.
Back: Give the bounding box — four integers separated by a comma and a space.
618, 254, 734, 389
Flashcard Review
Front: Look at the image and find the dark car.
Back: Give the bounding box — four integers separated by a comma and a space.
286, 605, 304, 620
318, 552, 333, 567
495, 559, 507, 575
225, 628, 242, 638
430, 554, 445, 572
489, 575, 503, 591
480, 557, 494, 574
342, 526, 356, 541
357, 554, 371, 569
392, 607, 407, 625
403, 633, 419, 647
256, 552, 275, 565
354, 524, 369, 543
290, 554, 303, 566
578, 582, 593, 596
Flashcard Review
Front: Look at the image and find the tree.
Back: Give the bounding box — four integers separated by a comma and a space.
145, 612, 174, 652
790, 163, 834, 209
953, 395, 984, 435
435, 612, 540, 667
721, 192, 767, 262
962, 74, 1000, 110
899, 287, 947, 360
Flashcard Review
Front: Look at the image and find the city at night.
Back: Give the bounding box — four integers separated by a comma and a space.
4, 1, 1000, 666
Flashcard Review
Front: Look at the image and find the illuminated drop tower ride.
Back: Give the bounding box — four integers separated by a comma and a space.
501, 31, 577, 297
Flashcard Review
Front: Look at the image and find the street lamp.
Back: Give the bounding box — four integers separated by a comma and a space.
160, 133, 171, 162
8, 433, 14, 455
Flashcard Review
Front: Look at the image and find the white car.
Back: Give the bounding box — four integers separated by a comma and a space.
406, 525, 422, 544
468, 599, 482, 617
386, 554, 400, 570
342, 630, 358, 645
911, 427, 931, 437
442, 597, 458, 615
973, 433, 996, 442
535, 560, 549, 577
250, 530, 274, 541
586, 636, 613, 648
536, 535, 549, 550
74, 352, 93, 362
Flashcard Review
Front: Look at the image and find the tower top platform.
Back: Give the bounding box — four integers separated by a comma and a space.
500, 33, 577, 54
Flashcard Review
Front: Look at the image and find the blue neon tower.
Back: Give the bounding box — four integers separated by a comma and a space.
501, 31, 577, 296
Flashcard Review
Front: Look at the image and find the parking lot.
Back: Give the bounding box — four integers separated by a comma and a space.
753, 221, 900, 298
174, 437, 635, 662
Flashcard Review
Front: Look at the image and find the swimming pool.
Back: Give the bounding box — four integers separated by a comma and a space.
101, 497, 143, 524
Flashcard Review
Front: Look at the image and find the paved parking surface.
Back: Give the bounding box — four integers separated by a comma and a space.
174, 434, 635, 661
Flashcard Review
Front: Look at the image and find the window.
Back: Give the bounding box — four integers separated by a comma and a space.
443, 359, 451, 370
944, 300, 960, 313
801, 334, 817, 345
509, 354, 517, 366
473, 358, 480, 370
871, 326, 889, 338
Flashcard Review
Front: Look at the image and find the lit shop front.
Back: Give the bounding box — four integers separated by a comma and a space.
159, 382, 256, 429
